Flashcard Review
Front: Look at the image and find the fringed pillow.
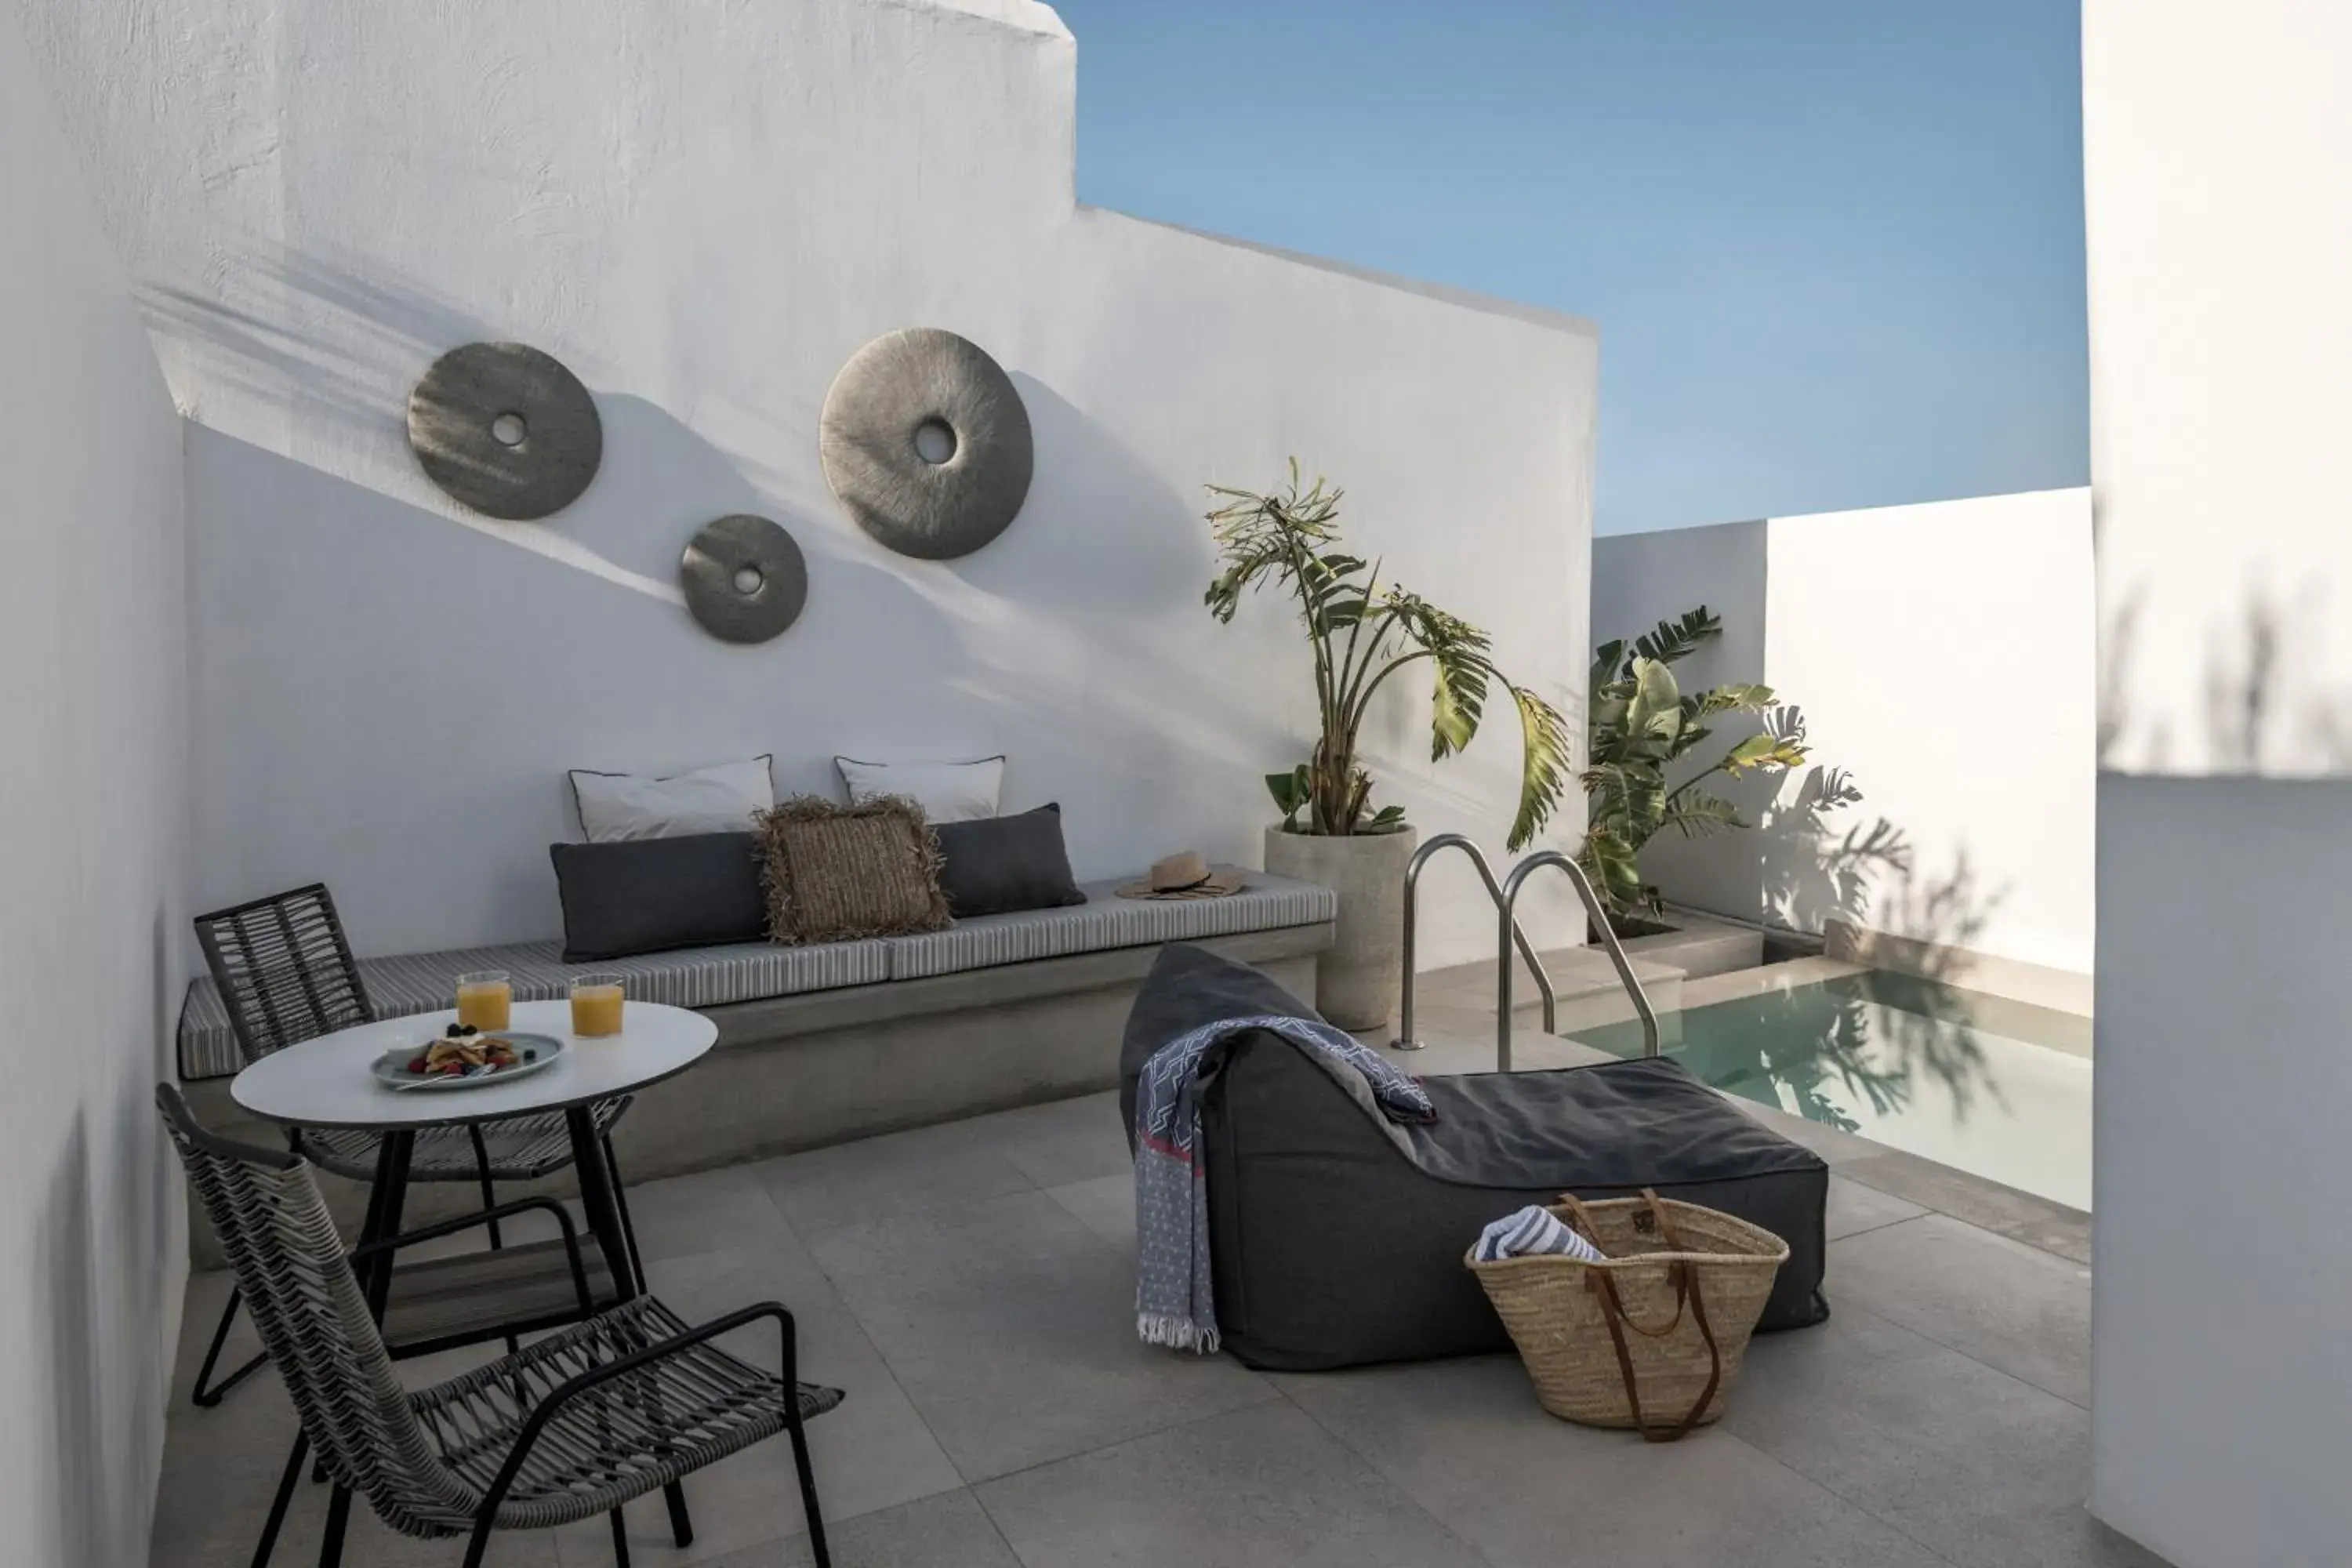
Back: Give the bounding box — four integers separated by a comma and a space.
756, 794, 950, 945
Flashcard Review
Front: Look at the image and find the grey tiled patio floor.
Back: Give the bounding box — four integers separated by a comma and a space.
151, 1018, 2165, 1567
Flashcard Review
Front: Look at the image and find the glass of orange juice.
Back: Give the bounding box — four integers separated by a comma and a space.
454, 970, 512, 1032
569, 973, 625, 1037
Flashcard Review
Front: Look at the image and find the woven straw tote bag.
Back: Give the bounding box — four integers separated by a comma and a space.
1466, 1189, 1790, 1441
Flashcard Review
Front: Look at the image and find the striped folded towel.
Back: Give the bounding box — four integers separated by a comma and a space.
1474, 1204, 1606, 1264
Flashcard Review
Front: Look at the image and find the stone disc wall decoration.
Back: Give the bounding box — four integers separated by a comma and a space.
818, 327, 1033, 560
680, 514, 809, 644
408, 342, 602, 520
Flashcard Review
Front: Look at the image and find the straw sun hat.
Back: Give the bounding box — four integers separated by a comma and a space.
1116, 850, 1248, 901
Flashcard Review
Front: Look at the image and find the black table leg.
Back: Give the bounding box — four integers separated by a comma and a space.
564, 1106, 692, 1545
357, 1129, 417, 1318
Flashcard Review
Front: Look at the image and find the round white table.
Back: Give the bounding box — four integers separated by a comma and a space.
231, 999, 714, 1319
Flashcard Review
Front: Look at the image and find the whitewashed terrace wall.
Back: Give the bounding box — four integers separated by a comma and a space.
0, 11, 190, 1561
1593, 489, 2096, 985
17, 0, 1597, 973
2084, 0, 2352, 1562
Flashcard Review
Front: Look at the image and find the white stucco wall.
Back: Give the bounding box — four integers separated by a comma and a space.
0, 12, 191, 1563
1592, 491, 2096, 984
19, 0, 1597, 972
2084, 1, 2352, 1562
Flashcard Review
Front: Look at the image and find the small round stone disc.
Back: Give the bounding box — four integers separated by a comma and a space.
819, 328, 1033, 560
408, 343, 602, 520
681, 514, 808, 644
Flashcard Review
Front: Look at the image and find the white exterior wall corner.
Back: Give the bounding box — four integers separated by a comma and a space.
1592, 492, 2096, 985
2085, 0, 2352, 1563
0, 9, 191, 1562
1762, 488, 2096, 980
16, 0, 1597, 972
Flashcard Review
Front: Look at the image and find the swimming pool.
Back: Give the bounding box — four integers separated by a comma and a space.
1570, 967, 2092, 1210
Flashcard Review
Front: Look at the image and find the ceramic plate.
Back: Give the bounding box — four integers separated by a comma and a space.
371, 1033, 567, 1093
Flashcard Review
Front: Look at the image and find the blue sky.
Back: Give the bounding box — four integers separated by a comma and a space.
1051, 0, 2087, 535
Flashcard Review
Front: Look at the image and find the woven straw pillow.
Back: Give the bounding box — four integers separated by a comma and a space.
756, 794, 950, 945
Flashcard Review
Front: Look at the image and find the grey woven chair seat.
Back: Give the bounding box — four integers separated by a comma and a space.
300, 1102, 626, 1185
408, 1296, 846, 1534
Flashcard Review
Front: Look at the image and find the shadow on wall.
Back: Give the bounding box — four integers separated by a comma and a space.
953, 375, 1210, 614
2102, 562, 2352, 775
141, 246, 495, 445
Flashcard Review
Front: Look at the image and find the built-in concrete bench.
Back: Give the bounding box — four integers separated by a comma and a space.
178, 873, 1335, 1258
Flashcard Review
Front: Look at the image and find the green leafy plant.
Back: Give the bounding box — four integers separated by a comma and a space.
1579, 606, 1811, 916
1205, 463, 1571, 844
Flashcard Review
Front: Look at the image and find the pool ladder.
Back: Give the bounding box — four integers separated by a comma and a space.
1392, 836, 1661, 1069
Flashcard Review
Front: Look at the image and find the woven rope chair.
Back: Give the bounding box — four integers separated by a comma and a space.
158, 1084, 840, 1568
187, 884, 644, 1406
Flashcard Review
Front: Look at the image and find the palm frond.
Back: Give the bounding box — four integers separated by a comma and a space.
1632, 606, 1722, 666
1504, 681, 1572, 851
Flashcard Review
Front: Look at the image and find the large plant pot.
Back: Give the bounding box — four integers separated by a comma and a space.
1264, 823, 1417, 1031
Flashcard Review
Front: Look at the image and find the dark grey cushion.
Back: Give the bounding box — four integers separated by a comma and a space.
1120, 944, 1831, 1371
550, 833, 767, 961
934, 803, 1086, 919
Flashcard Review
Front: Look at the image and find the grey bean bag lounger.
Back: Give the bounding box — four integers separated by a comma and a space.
1120, 943, 1830, 1371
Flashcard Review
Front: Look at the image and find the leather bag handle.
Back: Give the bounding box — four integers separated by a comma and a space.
1592, 1258, 1724, 1443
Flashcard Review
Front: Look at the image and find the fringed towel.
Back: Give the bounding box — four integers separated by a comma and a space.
1133, 1013, 1435, 1353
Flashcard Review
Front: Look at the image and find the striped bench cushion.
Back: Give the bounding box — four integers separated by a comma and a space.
178, 873, 1338, 1080
884, 875, 1338, 981
179, 938, 890, 1081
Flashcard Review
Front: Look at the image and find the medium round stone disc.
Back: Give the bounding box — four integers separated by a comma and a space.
681, 514, 808, 644
408, 342, 602, 520
818, 328, 1033, 560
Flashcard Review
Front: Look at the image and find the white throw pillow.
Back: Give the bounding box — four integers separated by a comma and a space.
570, 756, 776, 842
833, 755, 1004, 823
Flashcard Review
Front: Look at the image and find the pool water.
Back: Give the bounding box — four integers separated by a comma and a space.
1570, 969, 2092, 1210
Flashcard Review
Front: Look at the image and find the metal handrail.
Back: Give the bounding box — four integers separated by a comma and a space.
1392, 833, 1555, 1051
1497, 851, 1661, 1069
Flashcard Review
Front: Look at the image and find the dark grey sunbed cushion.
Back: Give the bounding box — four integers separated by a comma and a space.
551, 832, 767, 961
1120, 943, 1831, 1370
934, 803, 1086, 918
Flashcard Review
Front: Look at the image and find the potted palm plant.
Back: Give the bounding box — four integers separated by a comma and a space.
1204, 464, 1570, 1028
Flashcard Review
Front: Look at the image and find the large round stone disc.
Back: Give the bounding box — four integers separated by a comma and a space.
408, 343, 602, 520
681, 514, 808, 644
819, 328, 1033, 560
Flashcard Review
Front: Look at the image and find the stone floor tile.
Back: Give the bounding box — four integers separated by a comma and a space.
1283, 1353, 1949, 1568
1042, 1172, 1135, 1251
677, 1487, 1023, 1568
1826, 1174, 1929, 1240
1829, 1213, 2092, 1406
977, 1401, 1480, 1568
605, 1162, 794, 1265
958, 1091, 1134, 1189
747, 1119, 1035, 1238
805, 1190, 1274, 1480
1726, 1298, 2154, 1567
1838, 1148, 2092, 1263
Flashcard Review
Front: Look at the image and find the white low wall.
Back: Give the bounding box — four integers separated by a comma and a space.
1593, 489, 2096, 989
22, 0, 1596, 972
0, 11, 190, 1559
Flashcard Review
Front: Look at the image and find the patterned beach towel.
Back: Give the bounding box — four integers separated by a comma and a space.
1133, 1013, 1436, 1353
